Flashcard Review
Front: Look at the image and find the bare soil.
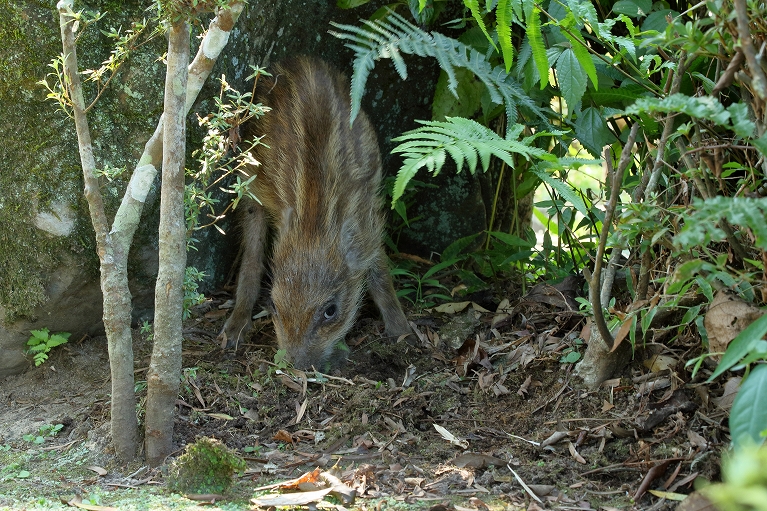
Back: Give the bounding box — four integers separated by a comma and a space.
0, 278, 726, 510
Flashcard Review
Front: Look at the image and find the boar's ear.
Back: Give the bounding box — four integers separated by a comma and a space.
341, 219, 366, 271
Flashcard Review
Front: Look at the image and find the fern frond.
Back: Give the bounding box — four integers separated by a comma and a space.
526, 7, 549, 90
497, 0, 515, 72
329, 11, 553, 131
464, 0, 498, 52
389, 117, 556, 206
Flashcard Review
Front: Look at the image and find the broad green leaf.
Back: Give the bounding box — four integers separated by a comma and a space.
527, 7, 550, 90
709, 314, 767, 381
585, 85, 646, 106
488, 231, 536, 247
574, 107, 612, 157
556, 48, 588, 112
562, 31, 598, 88
728, 103, 756, 138
680, 304, 703, 326
641, 9, 677, 32
336, 0, 370, 7
612, 0, 651, 17
441, 233, 483, 261
730, 364, 767, 449
753, 132, 767, 155
497, 0, 514, 72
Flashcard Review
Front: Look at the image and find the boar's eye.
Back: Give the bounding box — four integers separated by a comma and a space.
322, 303, 338, 322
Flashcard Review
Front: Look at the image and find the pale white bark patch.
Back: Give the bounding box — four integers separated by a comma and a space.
202, 24, 230, 59
129, 163, 158, 203
34, 201, 76, 236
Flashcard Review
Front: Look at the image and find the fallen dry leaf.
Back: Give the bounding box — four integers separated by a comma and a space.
712, 376, 742, 410
252, 488, 332, 508
433, 424, 468, 449
705, 291, 765, 359
434, 301, 471, 314
273, 429, 295, 444
86, 466, 107, 476
517, 375, 532, 397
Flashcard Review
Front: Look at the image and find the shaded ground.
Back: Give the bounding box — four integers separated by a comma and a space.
0, 277, 726, 510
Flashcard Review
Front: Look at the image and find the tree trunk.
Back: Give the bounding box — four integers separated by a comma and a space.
56, 0, 139, 461
144, 18, 191, 467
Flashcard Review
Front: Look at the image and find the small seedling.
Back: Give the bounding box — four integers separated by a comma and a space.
559, 339, 584, 364
273, 349, 290, 371
26, 328, 70, 366
140, 320, 153, 341
23, 423, 63, 444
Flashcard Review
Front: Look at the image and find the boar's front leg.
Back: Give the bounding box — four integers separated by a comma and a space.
369, 248, 411, 339
219, 200, 268, 349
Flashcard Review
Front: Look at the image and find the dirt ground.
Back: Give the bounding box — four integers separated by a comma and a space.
0, 277, 726, 510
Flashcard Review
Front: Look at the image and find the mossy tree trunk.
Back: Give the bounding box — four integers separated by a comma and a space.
144, 17, 190, 467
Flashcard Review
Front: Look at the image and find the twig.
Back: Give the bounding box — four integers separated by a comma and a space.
508, 465, 543, 504
734, 0, 767, 100
637, 52, 688, 202
591, 124, 640, 349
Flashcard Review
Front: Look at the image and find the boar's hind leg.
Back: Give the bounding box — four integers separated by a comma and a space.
219, 201, 268, 349
369, 248, 411, 339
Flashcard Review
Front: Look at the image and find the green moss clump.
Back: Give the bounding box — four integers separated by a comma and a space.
166, 437, 246, 494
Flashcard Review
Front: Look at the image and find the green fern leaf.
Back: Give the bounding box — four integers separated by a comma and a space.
526, 7, 549, 90
330, 12, 554, 130
390, 117, 555, 206
464, 0, 498, 51
497, 0, 514, 72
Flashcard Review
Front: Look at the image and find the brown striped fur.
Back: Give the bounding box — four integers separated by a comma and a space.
219, 56, 410, 369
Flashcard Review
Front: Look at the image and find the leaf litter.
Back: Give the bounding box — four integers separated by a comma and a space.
0, 275, 735, 510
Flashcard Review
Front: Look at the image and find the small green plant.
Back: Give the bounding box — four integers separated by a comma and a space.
167, 437, 246, 494
559, 338, 584, 364
140, 320, 153, 341
242, 445, 262, 455
273, 349, 290, 371
705, 444, 767, 511
26, 329, 70, 366
23, 423, 63, 444
182, 267, 206, 320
